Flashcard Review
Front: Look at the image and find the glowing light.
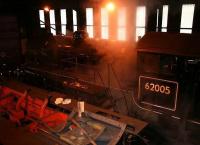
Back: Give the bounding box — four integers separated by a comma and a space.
106, 2, 115, 11
44, 6, 50, 12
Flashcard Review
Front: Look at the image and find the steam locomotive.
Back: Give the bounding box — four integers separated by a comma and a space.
136, 32, 200, 121
1, 32, 200, 145
135, 32, 200, 145
25, 29, 104, 66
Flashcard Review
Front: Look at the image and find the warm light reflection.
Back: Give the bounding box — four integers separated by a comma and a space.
106, 2, 115, 11
44, 6, 50, 12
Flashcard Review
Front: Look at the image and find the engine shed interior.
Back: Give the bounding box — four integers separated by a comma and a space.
0, 0, 200, 145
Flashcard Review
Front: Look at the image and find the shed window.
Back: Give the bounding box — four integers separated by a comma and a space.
39, 10, 45, 28
49, 10, 56, 35
101, 8, 109, 39
156, 9, 159, 32
118, 7, 126, 41
180, 4, 195, 34
60, 9, 67, 35
136, 6, 146, 41
86, 8, 94, 38
73, 10, 77, 32
162, 5, 169, 32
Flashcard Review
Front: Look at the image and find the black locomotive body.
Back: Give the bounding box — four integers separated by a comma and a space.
136, 32, 200, 124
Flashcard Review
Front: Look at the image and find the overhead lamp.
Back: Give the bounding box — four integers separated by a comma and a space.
44, 6, 50, 12
106, 2, 115, 11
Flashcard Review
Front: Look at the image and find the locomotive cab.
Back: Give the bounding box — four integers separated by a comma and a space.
136, 32, 200, 123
